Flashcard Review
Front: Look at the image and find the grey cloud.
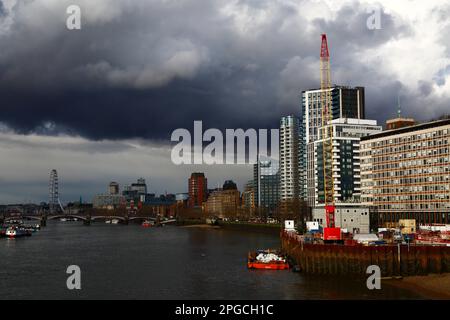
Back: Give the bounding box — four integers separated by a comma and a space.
418, 80, 433, 97
433, 64, 450, 86
277, 55, 317, 113
312, 1, 413, 74
1, 0, 450, 203
0, 0, 432, 142
0, 132, 136, 154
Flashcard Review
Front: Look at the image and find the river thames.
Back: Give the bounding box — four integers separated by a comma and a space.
0, 222, 422, 299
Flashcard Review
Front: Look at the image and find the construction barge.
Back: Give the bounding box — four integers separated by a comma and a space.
247, 249, 290, 270
281, 231, 450, 277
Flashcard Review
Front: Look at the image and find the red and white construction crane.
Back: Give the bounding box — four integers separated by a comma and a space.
320, 34, 340, 241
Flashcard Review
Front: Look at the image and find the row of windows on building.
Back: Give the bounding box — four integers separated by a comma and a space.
362, 185, 450, 194
365, 192, 450, 200
363, 176, 450, 186
377, 212, 450, 224
368, 164, 448, 173
363, 167, 450, 178
361, 129, 450, 149
368, 196, 450, 203
368, 138, 449, 152
367, 176, 450, 186
363, 151, 450, 164
365, 146, 449, 159
361, 182, 450, 190
373, 202, 450, 211
363, 158, 450, 170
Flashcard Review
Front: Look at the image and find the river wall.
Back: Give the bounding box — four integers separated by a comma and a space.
218, 221, 281, 234
281, 232, 450, 277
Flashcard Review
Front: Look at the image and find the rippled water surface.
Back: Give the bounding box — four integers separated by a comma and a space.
0, 222, 422, 299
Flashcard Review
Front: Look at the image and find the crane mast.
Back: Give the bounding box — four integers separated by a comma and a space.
320, 34, 336, 230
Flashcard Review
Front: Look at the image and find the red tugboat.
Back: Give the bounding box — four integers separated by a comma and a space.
247, 250, 290, 270
142, 220, 153, 228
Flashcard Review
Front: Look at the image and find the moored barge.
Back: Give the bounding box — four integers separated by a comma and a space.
247, 249, 290, 270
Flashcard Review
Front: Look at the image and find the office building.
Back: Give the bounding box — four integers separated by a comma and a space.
93, 182, 126, 209
131, 178, 147, 195
242, 180, 256, 211
204, 181, 240, 218
253, 155, 280, 212
140, 194, 177, 217
93, 194, 126, 209
109, 182, 119, 195
360, 119, 450, 226
123, 178, 148, 202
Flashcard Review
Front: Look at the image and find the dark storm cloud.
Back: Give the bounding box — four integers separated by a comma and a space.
313, 3, 410, 49
418, 80, 433, 97
0, 0, 417, 140
434, 65, 450, 86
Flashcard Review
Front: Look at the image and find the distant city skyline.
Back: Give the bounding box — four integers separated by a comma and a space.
0, 129, 253, 204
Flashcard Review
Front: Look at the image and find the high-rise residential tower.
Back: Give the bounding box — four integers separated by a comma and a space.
301, 86, 365, 144
310, 118, 382, 207
188, 172, 208, 208
300, 86, 366, 202
279, 116, 301, 202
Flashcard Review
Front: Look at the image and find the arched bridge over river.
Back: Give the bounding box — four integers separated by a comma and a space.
0, 213, 176, 226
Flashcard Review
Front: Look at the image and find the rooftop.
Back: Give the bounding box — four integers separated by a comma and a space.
361, 118, 450, 141
386, 117, 415, 124
330, 118, 378, 126
302, 85, 364, 93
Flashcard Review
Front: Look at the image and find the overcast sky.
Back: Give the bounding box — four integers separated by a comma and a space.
1, 0, 450, 203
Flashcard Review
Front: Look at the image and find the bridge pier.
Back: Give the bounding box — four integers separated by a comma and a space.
40, 217, 47, 227
124, 217, 129, 225
83, 216, 91, 226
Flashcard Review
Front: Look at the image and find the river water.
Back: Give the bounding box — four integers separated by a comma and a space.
0, 222, 422, 299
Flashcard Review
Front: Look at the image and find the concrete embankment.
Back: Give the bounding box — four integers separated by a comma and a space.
176, 219, 206, 227
217, 221, 281, 234
282, 232, 450, 277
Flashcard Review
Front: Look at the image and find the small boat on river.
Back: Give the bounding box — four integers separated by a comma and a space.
5, 226, 32, 239
247, 249, 290, 270
142, 220, 153, 228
